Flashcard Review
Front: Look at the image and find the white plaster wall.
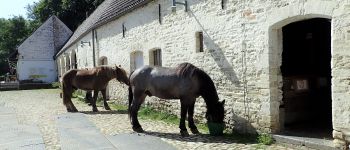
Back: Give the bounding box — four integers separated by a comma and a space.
58, 0, 350, 147
17, 60, 57, 83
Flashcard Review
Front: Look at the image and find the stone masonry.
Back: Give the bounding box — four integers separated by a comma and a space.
56, 0, 350, 148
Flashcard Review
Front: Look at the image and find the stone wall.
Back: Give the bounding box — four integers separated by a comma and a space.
57, 0, 350, 148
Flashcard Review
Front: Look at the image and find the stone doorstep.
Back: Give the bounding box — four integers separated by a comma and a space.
0, 107, 15, 115
0, 125, 45, 150
0, 114, 18, 126
106, 133, 177, 150
56, 113, 117, 150
273, 134, 339, 150
57, 113, 176, 150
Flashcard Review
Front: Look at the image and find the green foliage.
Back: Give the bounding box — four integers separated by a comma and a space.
27, 0, 105, 31
0, 1, 105, 75
0, 16, 31, 74
51, 82, 61, 88
138, 107, 179, 125
257, 133, 274, 145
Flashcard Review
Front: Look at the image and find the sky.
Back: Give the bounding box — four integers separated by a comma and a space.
0, 0, 39, 19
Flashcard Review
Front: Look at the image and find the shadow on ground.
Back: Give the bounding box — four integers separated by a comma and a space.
143, 131, 258, 144
79, 110, 128, 115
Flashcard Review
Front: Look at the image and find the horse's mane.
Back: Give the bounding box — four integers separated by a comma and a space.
176, 63, 197, 78
94, 66, 114, 78
176, 63, 219, 106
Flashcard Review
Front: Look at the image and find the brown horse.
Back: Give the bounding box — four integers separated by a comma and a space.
128, 63, 225, 136
62, 66, 129, 112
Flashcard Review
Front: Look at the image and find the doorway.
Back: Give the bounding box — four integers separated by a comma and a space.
99, 56, 109, 99
281, 18, 332, 138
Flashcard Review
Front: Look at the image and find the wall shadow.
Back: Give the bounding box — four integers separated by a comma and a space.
188, 11, 241, 87
230, 113, 257, 134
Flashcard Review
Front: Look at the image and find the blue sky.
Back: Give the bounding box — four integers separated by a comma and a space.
0, 0, 39, 19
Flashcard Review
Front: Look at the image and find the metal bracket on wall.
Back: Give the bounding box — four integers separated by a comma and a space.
221, 0, 225, 9
122, 23, 126, 38
172, 0, 188, 12
158, 4, 162, 24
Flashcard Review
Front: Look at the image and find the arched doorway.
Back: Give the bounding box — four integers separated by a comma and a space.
65, 54, 70, 72
280, 18, 332, 137
99, 56, 109, 99
71, 51, 77, 69
60, 57, 65, 76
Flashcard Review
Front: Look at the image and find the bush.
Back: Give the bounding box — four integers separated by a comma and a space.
51, 82, 61, 89
257, 133, 274, 145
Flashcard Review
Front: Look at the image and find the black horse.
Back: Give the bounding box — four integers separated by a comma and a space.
128, 62, 225, 136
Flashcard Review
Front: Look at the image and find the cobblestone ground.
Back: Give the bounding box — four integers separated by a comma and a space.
0, 89, 297, 150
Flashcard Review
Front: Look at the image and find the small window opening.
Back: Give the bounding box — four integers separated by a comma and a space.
196, 31, 204, 52
150, 49, 162, 66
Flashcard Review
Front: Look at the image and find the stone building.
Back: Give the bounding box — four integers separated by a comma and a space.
55, 0, 350, 148
17, 16, 72, 83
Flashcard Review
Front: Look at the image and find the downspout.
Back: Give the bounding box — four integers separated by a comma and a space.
92, 30, 96, 67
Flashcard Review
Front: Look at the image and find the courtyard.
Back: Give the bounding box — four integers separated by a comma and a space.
0, 89, 295, 150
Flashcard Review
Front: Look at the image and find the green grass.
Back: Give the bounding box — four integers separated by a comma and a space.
257, 133, 274, 145
138, 107, 179, 125
72, 99, 274, 145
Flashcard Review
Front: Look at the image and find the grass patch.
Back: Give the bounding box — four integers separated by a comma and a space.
257, 133, 274, 145
138, 107, 179, 125
51, 82, 61, 89
75, 101, 274, 145
110, 104, 128, 110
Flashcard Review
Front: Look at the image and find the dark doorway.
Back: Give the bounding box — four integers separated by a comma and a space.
281, 18, 332, 138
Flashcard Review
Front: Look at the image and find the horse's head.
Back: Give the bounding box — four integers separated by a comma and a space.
206, 100, 225, 123
114, 65, 130, 85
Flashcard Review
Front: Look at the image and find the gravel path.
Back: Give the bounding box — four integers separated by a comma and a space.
0, 89, 295, 150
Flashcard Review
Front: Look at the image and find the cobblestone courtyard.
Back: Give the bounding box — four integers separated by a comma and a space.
0, 89, 297, 150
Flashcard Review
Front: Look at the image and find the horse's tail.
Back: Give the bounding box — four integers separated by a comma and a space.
62, 81, 69, 106
128, 86, 133, 120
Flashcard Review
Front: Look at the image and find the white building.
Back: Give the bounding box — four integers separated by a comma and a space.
17, 16, 72, 83
56, 0, 350, 148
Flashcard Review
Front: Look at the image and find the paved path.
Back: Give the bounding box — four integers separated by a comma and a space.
0, 89, 296, 150
0, 106, 45, 149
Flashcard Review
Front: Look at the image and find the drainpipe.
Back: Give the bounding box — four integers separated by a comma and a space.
92, 30, 96, 67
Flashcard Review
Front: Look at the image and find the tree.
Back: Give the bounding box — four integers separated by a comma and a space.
27, 0, 105, 31
0, 16, 30, 75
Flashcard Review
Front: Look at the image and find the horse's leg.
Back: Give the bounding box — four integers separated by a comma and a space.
91, 90, 99, 112
101, 89, 111, 110
85, 91, 92, 105
188, 101, 200, 134
62, 82, 78, 112
131, 90, 146, 133
179, 99, 189, 137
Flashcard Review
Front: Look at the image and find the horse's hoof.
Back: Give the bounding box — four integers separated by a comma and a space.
92, 108, 98, 112
104, 106, 111, 110
180, 130, 189, 137
67, 108, 78, 112
190, 128, 200, 134
133, 127, 144, 133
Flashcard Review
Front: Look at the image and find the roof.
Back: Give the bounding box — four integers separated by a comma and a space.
56, 0, 153, 57
18, 15, 72, 53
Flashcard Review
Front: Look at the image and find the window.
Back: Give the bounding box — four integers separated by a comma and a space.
130, 51, 144, 71
196, 31, 204, 52
150, 49, 162, 66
